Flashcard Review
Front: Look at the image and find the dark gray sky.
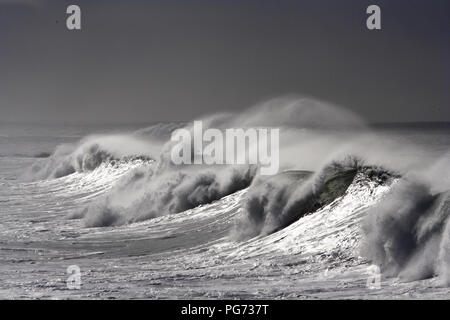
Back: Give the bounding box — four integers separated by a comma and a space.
0, 0, 449, 124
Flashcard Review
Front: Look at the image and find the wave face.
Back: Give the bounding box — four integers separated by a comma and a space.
232, 159, 395, 240
77, 165, 256, 227
14, 95, 450, 295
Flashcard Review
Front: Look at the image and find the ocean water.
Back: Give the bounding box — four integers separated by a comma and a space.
0, 115, 449, 299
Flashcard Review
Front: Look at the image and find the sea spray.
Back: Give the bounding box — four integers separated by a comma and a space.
361, 153, 450, 283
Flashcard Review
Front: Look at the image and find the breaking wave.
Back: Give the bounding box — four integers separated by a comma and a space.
232, 158, 395, 240
22, 133, 160, 181
75, 165, 256, 227
24, 95, 450, 286
361, 155, 450, 285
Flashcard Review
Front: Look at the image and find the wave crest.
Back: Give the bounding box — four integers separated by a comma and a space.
22, 134, 158, 181
232, 157, 395, 240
